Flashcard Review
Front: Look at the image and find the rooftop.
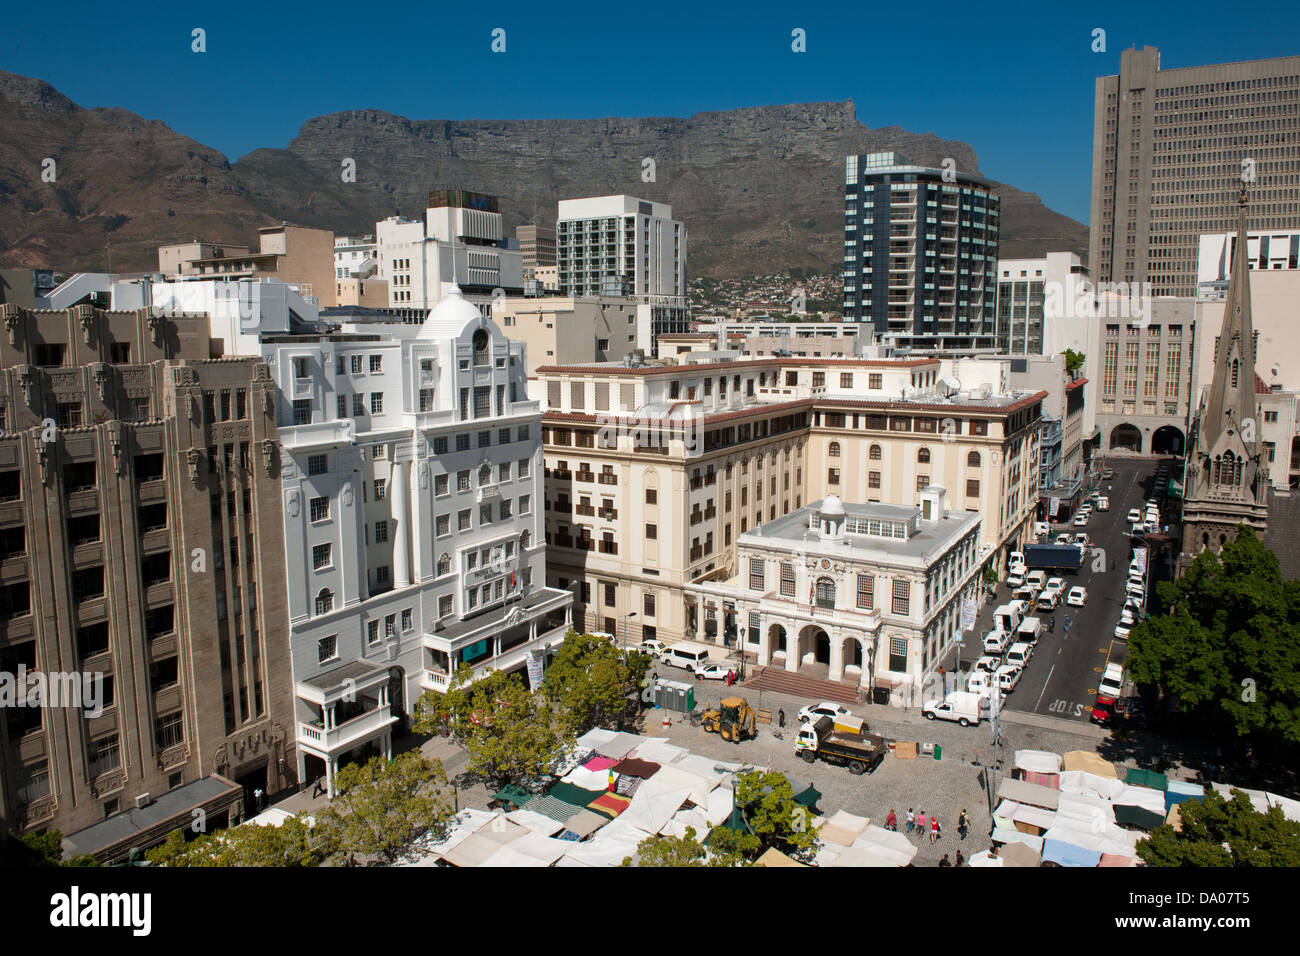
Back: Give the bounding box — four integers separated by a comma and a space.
62, 776, 241, 858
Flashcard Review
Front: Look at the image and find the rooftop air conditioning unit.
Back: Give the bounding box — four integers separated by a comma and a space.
134, 793, 151, 810
434, 620, 445, 631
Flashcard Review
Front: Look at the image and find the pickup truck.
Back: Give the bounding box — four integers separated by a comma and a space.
794, 716, 887, 775
983, 629, 1012, 655
923, 691, 987, 727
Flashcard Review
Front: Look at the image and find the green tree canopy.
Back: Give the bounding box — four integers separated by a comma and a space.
1137, 787, 1300, 866
623, 826, 709, 867
544, 631, 650, 735
1127, 527, 1300, 745
0, 829, 99, 867
313, 752, 454, 865
1063, 348, 1086, 377
716, 770, 820, 862
146, 814, 326, 867
413, 666, 571, 789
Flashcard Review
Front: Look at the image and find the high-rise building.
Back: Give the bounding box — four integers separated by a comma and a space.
517, 225, 557, 275
1181, 189, 1270, 573
995, 252, 1090, 356
1088, 46, 1300, 297
556, 196, 688, 356
0, 302, 294, 859
842, 152, 1000, 350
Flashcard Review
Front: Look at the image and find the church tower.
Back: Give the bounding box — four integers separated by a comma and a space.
1179, 186, 1269, 573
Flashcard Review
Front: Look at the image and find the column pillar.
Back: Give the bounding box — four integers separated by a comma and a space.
391, 459, 411, 588
327, 757, 339, 799
828, 629, 844, 683
785, 625, 799, 673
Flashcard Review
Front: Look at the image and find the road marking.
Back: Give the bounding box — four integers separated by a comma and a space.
1034, 663, 1056, 711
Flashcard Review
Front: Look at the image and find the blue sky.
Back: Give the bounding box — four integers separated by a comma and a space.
3, 0, 1296, 225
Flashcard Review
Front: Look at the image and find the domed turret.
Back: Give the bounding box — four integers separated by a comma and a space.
818, 495, 846, 540
417, 285, 483, 340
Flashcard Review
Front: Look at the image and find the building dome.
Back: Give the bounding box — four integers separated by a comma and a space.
417, 285, 483, 340
820, 495, 846, 517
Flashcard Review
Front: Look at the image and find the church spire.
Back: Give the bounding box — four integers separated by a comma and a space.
1202, 184, 1256, 443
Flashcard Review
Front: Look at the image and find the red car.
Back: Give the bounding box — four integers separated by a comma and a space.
1090, 694, 1118, 725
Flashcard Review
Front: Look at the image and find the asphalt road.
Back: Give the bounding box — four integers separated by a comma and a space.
994, 458, 1162, 725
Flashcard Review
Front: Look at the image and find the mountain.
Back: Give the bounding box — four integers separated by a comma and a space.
0, 70, 1087, 279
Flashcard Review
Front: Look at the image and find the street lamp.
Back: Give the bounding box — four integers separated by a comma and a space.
622, 611, 637, 656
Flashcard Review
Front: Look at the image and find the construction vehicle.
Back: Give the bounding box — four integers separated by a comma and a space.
794, 716, 887, 774
700, 696, 757, 743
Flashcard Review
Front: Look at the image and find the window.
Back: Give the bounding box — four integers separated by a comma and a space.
367, 620, 381, 645
966, 479, 980, 498
385, 614, 397, 639
828, 442, 841, 458
437, 553, 451, 576
889, 635, 908, 672
518, 425, 530, 442
439, 594, 453, 617
435, 474, 449, 496
375, 520, 389, 542
458, 509, 471, 531
312, 544, 332, 570
828, 468, 840, 485
645, 488, 658, 504
918, 448, 931, 464
749, 558, 765, 591
308, 454, 327, 475
436, 514, 450, 536
309, 496, 330, 522
519, 494, 531, 514
433, 436, 448, 455
375, 566, 390, 586
480, 504, 492, 525
456, 434, 470, 452
351, 355, 363, 374
499, 462, 512, 482
353, 394, 366, 416
318, 635, 338, 663
917, 475, 929, 491
402, 609, 413, 632
967, 451, 981, 467
337, 395, 347, 419
457, 469, 471, 491
646, 523, 657, 539
315, 589, 334, 615
815, 577, 836, 609
518, 458, 530, 478
604, 583, 617, 606
644, 593, 656, 616
370, 355, 383, 373
370, 393, 384, 414
856, 574, 874, 609
892, 579, 910, 615
869, 444, 882, 460
780, 562, 796, 597
292, 400, 311, 425
500, 499, 512, 519
840, 373, 853, 388
374, 478, 387, 501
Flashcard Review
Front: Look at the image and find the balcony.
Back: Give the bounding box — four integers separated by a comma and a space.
280, 419, 355, 453
598, 541, 618, 555
298, 706, 395, 756
575, 470, 595, 483
574, 504, 595, 517
704, 507, 716, 520
690, 511, 703, 525
296, 660, 395, 756
598, 508, 618, 521
689, 546, 704, 562
597, 473, 618, 486
137, 479, 166, 503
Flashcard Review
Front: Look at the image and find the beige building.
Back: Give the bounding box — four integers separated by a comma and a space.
538, 356, 1044, 653
517, 225, 557, 273
335, 276, 391, 309
0, 303, 294, 858
161, 225, 337, 308
495, 296, 644, 376
1089, 46, 1300, 297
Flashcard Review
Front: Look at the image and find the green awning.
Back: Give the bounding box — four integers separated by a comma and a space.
793, 785, 822, 811
547, 782, 607, 809
1125, 768, 1169, 791
1114, 803, 1166, 831
491, 784, 534, 807
1166, 479, 1184, 498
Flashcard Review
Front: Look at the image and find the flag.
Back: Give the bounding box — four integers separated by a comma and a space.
809, 580, 816, 616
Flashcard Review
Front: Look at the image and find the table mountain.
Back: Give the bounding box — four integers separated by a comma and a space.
0, 70, 1086, 278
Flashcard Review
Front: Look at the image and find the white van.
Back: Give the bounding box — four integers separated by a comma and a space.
1017, 617, 1042, 645
663, 641, 713, 673
1098, 663, 1124, 699
1025, 570, 1047, 591
1096, 496, 1110, 512
983, 629, 1012, 655
1005, 642, 1033, 669
993, 603, 1024, 634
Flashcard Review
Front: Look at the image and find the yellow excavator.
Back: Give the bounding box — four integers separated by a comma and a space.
701, 696, 757, 743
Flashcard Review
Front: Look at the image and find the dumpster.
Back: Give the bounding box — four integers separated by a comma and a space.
872, 686, 891, 706
934, 744, 942, 761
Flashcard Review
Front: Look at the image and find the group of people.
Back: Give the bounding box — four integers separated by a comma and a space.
883, 808, 972, 862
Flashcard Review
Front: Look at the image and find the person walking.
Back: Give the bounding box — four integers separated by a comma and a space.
1048, 617, 1055, 633
930, 816, 940, 844
777, 708, 786, 729
1063, 616, 1072, 633
886, 809, 898, 831
906, 808, 916, 833
916, 810, 927, 837
958, 809, 970, 840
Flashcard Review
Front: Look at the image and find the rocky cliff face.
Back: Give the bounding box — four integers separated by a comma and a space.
0, 71, 1086, 278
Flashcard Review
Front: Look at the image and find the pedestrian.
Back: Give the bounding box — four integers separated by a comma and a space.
958, 809, 970, 840
1063, 616, 1071, 633
1110, 559, 1116, 572
939, 854, 952, 867
930, 817, 940, 844
311, 777, 325, 799
906, 808, 915, 833
778, 708, 786, 729
886, 809, 898, 831
1048, 617, 1055, 633
955, 850, 966, 867
916, 810, 927, 836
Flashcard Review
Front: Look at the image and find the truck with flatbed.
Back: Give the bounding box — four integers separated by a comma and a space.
794, 716, 887, 775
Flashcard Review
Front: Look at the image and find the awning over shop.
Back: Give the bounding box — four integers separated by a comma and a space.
491, 784, 534, 808
998, 777, 1062, 810
1113, 803, 1165, 831
1125, 768, 1169, 791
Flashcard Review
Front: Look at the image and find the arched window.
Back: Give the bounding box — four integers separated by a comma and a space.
1221, 451, 1237, 486
869, 444, 882, 461
967, 451, 981, 467
479, 463, 491, 484
473, 329, 490, 366
315, 589, 334, 615
918, 447, 931, 464
437, 553, 451, 576
520, 530, 531, 551
815, 577, 836, 609
828, 441, 841, 458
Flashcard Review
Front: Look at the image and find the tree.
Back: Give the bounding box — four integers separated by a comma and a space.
0, 829, 99, 867
623, 827, 708, 867
1127, 528, 1300, 746
719, 771, 820, 862
545, 631, 650, 735
1137, 788, 1300, 866
1062, 349, 1086, 377
313, 752, 454, 865
413, 666, 571, 789
146, 814, 327, 867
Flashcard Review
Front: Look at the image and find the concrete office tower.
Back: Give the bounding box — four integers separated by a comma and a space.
842, 152, 1000, 351
1181, 189, 1270, 573
556, 195, 688, 356
1089, 46, 1300, 297
995, 253, 1090, 356
0, 303, 293, 859
260, 288, 571, 796
160, 225, 337, 307
517, 225, 557, 274
375, 190, 523, 314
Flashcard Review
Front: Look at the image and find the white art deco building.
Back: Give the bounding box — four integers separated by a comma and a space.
260, 287, 572, 794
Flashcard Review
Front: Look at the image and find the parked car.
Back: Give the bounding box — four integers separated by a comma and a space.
1025, 570, 1047, 591
696, 663, 735, 681
1097, 496, 1110, 511
1090, 694, 1118, 725
1127, 508, 1143, 524
1072, 513, 1090, 527
974, 655, 1001, 674
1114, 624, 1131, 641
1033, 521, 1050, 538
1036, 591, 1060, 612
983, 630, 1012, 655
1099, 663, 1125, 699
1005, 568, 1025, 588
1102, 468, 1114, 479
1120, 608, 1138, 626
638, 640, 669, 659
1066, 586, 1088, 607
995, 664, 1023, 693
1073, 533, 1092, 550
1009, 551, 1026, 568
1055, 533, 1074, 546
1012, 586, 1039, 607
1126, 581, 1147, 601
1125, 595, 1144, 614
1045, 577, 1066, 594
797, 702, 853, 725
